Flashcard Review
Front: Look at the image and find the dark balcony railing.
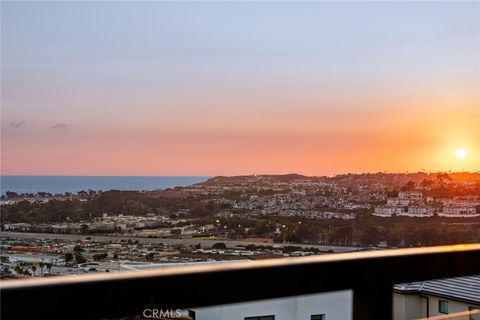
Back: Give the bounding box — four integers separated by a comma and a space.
1, 244, 480, 320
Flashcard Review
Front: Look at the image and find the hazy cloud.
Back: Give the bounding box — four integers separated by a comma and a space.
50, 122, 68, 130
10, 120, 26, 128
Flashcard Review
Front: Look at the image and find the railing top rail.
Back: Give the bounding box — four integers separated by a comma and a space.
2, 244, 479, 290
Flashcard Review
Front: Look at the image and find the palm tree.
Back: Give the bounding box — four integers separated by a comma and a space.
3, 266, 11, 274
14, 265, 22, 275
39, 262, 45, 276
46, 263, 52, 275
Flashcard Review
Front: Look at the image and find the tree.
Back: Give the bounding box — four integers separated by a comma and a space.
31, 265, 37, 276
75, 253, 86, 264
38, 262, 45, 276
93, 253, 108, 261
401, 181, 416, 191
5, 191, 19, 198
332, 225, 355, 246
360, 226, 382, 246
3, 266, 11, 275
386, 189, 399, 198
171, 228, 182, 237
46, 263, 52, 275
146, 252, 155, 260
212, 242, 227, 250
252, 221, 275, 236
14, 265, 23, 275
437, 173, 452, 182
420, 179, 434, 189
73, 245, 84, 253
295, 224, 318, 243
65, 252, 74, 263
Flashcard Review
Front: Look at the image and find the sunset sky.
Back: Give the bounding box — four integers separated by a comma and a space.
2, 1, 479, 176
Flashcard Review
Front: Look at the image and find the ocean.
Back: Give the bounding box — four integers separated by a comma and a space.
0, 176, 210, 195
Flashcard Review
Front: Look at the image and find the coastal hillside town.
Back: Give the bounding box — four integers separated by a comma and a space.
374, 190, 479, 218
1, 172, 479, 279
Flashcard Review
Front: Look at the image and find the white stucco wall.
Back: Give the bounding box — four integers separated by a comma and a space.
427, 296, 480, 317
194, 290, 352, 320
393, 293, 480, 320
393, 293, 426, 320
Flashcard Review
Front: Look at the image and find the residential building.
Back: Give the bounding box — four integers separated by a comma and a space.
0, 253, 66, 266
393, 275, 480, 320
439, 207, 479, 218
194, 290, 351, 320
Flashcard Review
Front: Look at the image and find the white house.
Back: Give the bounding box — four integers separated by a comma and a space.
373, 206, 404, 217
393, 275, 480, 320
398, 191, 423, 201
439, 206, 479, 218
387, 198, 411, 206
194, 290, 351, 320
398, 206, 434, 218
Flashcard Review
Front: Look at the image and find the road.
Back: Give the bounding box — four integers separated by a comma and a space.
1, 232, 361, 253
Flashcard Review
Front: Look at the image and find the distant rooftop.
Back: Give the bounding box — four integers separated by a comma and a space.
394, 275, 480, 305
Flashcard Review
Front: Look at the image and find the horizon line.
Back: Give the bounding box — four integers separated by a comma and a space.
1, 171, 479, 178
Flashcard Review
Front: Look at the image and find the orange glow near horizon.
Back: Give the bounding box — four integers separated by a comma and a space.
2, 90, 480, 176
2, 94, 477, 176
2, 116, 479, 176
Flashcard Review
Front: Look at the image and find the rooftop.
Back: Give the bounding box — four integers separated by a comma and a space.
394, 274, 480, 305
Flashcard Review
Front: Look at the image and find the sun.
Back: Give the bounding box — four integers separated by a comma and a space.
454, 148, 467, 159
